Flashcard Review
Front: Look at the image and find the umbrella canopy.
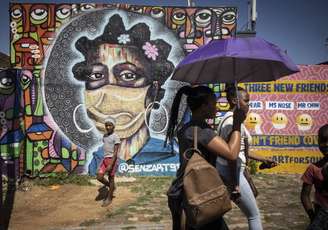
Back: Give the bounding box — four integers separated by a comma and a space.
172, 37, 299, 84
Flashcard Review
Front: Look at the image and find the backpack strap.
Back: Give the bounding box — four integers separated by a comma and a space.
181, 122, 207, 160
244, 137, 250, 165
217, 114, 233, 136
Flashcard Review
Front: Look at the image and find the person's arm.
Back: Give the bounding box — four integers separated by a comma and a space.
248, 151, 277, 166
207, 109, 245, 160
301, 183, 315, 222
206, 131, 241, 161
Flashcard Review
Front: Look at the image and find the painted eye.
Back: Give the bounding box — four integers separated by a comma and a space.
31, 8, 48, 21
119, 70, 137, 82
80, 4, 95, 11
20, 74, 31, 85
195, 9, 212, 27
0, 77, 14, 89
129, 6, 143, 13
56, 7, 71, 20
150, 7, 164, 18
172, 11, 186, 24
11, 8, 22, 19
88, 73, 104, 81
222, 11, 236, 25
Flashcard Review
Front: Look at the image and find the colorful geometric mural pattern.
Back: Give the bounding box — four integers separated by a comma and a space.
3, 3, 237, 177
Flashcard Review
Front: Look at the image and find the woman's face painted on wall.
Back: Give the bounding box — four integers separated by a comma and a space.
84, 44, 152, 138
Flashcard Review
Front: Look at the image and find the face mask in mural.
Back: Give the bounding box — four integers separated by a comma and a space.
84, 84, 150, 138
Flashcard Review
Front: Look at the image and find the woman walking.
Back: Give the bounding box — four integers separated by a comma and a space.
166, 85, 248, 229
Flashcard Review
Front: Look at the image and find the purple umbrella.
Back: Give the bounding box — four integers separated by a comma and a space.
172, 36, 299, 84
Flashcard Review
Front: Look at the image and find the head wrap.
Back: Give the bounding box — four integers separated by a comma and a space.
104, 117, 116, 126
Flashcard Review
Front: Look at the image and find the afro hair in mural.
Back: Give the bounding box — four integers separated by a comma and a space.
72, 14, 174, 88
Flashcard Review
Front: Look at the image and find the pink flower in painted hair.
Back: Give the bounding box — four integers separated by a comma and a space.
142, 42, 159, 61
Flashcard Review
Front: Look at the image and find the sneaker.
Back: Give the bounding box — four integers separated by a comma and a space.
95, 186, 108, 201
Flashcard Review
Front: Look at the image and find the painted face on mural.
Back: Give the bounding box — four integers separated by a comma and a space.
296, 113, 313, 131
0, 69, 26, 133
10, 4, 72, 67
168, 8, 212, 51
166, 7, 236, 52
272, 112, 288, 129
0, 69, 16, 95
72, 14, 174, 159
113, 4, 167, 25
212, 8, 237, 39
0, 69, 16, 132
84, 52, 151, 138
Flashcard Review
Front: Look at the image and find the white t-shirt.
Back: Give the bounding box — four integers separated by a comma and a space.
103, 132, 120, 158
216, 111, 252, 166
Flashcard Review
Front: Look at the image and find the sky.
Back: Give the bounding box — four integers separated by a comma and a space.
0, 0, 327, 64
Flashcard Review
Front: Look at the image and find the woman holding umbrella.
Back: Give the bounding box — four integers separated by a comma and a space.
168, 36, 299, 229
166, 85, 248, 229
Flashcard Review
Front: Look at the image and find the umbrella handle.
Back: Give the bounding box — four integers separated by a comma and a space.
232, 57, 240, 109
235, 80, 240, 109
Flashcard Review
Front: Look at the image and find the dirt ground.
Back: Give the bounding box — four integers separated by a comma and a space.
5, 181, 137, 230
3, 174, 309, 230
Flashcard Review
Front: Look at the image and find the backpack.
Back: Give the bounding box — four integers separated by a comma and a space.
182, 126, 232, 227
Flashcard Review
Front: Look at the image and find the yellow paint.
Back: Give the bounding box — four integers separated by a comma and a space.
240, 80, 328, 94
271, 112, 288, 129
296, 113, 313, 131
252, 149, 323, 174
245, 112, 262, 128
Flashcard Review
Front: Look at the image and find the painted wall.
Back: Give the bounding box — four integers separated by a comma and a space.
206, 66, 328, 173
3, 3, 326, 177
244, 65, 328, 173
2, 3, 237, 177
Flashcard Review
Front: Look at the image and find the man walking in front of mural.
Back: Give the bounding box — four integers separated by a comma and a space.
97, 118, 120, 207
301, 124, 328, 230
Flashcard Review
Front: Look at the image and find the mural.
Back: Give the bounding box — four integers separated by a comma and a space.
5, 3, 237, 177
0, 69, 24, 178
242, 65, 328, 173
3, 3, 328, 176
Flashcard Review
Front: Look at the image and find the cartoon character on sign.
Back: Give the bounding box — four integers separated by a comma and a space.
245, 112, 263, 134
296, 113, 313, 131
272, 112, 288, 129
